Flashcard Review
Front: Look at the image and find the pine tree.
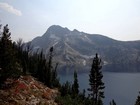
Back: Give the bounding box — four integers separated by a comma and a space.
51, 62, 60, 88
72, 70, 79, 97
60, 81, 72, 96
88, 53, 105, 105
0, 24, 12, 70
0, 24, 21, 86
37, 50, 46, 82
110, 99, 116, 105
45, 47, 53, 87
46, 46, 60, 88
135, 92, 140, 105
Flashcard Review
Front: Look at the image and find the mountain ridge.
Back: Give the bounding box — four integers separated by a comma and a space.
30, 25, 140, 72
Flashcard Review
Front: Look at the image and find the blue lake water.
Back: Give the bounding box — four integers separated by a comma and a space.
59, 72, 140, 105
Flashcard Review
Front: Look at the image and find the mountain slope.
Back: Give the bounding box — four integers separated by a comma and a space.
31, 25, 140, 72
0, 76, 58, 105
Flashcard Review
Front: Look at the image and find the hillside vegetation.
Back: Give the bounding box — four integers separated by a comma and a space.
0, 76, 58, 105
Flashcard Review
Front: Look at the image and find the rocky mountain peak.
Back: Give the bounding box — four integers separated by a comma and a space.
46, 25, 70, 36
73, 29, 79, 33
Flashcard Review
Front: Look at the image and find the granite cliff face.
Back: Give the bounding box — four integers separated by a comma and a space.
0, 76, 59, 105
31, 25, 140, 72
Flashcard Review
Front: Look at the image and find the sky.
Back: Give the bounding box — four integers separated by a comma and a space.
0, 0, 140, 42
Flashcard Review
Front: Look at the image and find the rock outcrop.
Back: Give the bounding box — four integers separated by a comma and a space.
0, 75, 58, 105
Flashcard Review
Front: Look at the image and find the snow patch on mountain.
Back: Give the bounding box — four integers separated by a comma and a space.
50, 34, 60, 40
33, 46, 40, 50
80, 54, 94, 59
84, 35, 92, 43
83, 60, 86, 66
52, 41, 59, 47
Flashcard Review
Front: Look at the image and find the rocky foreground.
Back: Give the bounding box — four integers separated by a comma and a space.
0, 75, 59, 105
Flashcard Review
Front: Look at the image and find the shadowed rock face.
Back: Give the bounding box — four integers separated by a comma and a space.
0, 76, 59, 105
31, 25, 140, 72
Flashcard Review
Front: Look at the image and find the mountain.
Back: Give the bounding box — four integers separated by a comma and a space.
30, 25, 140, 72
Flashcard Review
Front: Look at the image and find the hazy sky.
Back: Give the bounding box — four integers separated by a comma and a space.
0, 0, 140, 42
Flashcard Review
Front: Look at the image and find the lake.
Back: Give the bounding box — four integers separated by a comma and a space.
59, 72, 140, 105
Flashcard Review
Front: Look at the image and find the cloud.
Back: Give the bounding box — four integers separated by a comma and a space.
0, 2, 22, 16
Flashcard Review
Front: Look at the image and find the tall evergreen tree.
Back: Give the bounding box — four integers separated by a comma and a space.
72, 70, 79, 96
36, 50, 46, 82
135, 92, 140, 105
0, 24, 12, 70
60, 81, 72, 96
0, 24, 21, 86
45, 47, 53, 87
110, 99, 116, 105
51, 62, 60, 87
88, 53, 105, 105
